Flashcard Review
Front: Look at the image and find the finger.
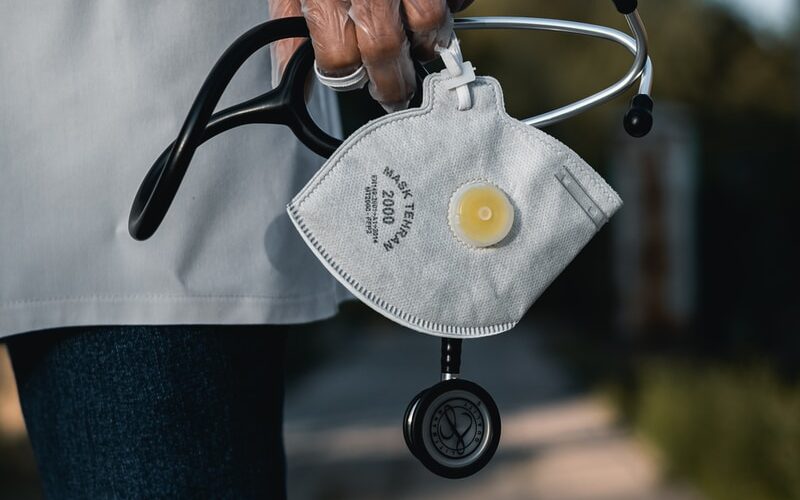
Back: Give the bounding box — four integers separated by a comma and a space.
302, 0, 362, 77
350, 0, 416, 112
269, 0, 306, 81
447, 0, 474, 12
402, 0, 452, 61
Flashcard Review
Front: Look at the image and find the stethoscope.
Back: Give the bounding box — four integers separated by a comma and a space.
129, 0, 654, 479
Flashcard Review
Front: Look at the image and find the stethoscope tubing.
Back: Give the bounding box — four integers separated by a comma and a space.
128, 17, 327, 241
129, 12, 653, 241
455, 13, 652, 127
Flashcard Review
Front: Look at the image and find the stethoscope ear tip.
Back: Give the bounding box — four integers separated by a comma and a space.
624, 94, 654, 138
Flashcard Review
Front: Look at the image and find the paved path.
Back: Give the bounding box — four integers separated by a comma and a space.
284, 320, 700, 500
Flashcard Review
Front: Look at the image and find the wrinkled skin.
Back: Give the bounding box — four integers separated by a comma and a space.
270, 0, 474, 112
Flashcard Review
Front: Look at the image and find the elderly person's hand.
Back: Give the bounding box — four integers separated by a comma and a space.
270, 0, 474, 112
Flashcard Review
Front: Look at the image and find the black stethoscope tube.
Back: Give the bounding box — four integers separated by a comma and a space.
129, 17, 339, 241
129, 16, 430, 242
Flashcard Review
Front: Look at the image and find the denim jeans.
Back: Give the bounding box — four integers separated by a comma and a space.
6, 325, 287, 499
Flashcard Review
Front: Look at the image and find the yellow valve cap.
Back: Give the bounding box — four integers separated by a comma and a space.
448, 181, 514, 248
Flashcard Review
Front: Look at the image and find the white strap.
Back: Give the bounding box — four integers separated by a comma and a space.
435, 35, 475, 111
314, 62, 369, 92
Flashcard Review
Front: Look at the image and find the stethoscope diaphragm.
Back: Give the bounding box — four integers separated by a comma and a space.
403, 339, 501, 478
404, 377, 500, 478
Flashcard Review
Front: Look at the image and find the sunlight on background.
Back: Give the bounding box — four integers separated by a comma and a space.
708, 0, 798, 34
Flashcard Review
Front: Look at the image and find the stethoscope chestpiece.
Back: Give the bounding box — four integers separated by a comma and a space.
403, 339, 501, 479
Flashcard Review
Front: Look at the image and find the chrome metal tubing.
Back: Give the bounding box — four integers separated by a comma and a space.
455, 12, 653, 127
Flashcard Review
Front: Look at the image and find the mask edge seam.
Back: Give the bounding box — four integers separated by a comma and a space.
287, 203, 517, 338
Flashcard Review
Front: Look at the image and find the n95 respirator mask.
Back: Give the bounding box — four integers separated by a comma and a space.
288, 56, 622, 338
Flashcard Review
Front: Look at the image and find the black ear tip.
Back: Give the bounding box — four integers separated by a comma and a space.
624, 107, 653, 137
623, 94, 654, 138
612, 0, 638, 15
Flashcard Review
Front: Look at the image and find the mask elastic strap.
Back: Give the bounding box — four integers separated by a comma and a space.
436, 34, 476, 111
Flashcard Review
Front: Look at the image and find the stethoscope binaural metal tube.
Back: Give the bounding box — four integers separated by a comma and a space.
454, 12, 653, 128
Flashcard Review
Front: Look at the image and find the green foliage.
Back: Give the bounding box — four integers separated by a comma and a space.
618, 362, 800, 500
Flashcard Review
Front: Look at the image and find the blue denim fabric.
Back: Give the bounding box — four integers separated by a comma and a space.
6, 325, 287, 499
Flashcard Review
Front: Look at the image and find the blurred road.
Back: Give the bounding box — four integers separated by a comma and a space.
284, 322, 700, 500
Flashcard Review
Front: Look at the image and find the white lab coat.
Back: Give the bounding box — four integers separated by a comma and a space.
0, 1, 348, 338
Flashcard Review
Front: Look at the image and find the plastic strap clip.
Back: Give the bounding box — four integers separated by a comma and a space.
436, 34, 476, 111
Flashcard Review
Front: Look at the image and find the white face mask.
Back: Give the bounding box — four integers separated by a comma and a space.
288, 65, 622, 338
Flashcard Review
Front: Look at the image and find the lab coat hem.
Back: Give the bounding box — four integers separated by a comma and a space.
0, 292, 345, 339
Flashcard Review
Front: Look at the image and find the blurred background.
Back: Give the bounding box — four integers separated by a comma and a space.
1, 0, 798, 498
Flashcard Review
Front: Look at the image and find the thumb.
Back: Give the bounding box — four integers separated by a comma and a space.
270, 0, 307, 86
